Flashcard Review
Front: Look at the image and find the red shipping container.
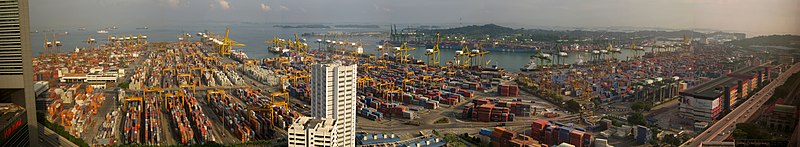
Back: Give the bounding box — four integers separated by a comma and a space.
569, 130, 584, 147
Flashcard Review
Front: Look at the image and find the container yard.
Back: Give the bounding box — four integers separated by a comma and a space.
28, 22, 790, 147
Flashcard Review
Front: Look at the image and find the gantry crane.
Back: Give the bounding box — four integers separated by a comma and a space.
630, 40, 644, 60
454, 44, 473, 68
470, 43, 490, 68
425, 32, 442, 67
83, 36, 96, 50
607, 42, 621, 62
393, 42, 416, 64
43, 33, 53, 58
292, 34, 308, 54
532, 50, 552, 68
375, 42, 391, 59
219, 27, 246, 56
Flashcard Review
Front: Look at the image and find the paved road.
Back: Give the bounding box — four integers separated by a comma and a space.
683, 63, 800, 147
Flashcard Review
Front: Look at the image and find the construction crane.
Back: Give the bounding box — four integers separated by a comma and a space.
219, 27, 246, 56
425, 32, 442, 67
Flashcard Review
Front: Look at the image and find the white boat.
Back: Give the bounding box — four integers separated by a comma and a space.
520, 56, 539, 72
97, 30, 108, 34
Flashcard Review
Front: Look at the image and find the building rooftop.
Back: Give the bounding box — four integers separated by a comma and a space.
0, 103, 26, 131
728, 66, 768, 78
681, 66, 767, 99
774, 104, 797, 114
398, 137, 447, 147
356, 133, 402, 145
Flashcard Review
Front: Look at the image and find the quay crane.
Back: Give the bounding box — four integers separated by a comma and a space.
84, 36, 96, 49
393, 42, 416, 64
532, 49, 552, 68
454, 44, 473, 68
425, 32, 442, 67
607, 42, 621, 62
219, 27, 246, 56
43, 33, 53, 57
630, 40, 644, 60
470, 43, 490, 69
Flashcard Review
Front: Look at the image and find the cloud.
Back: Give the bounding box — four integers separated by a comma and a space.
279, 5, 289, 11
216, 0, 230, 10
260, 3, 272, 12
158, 0, 185, 8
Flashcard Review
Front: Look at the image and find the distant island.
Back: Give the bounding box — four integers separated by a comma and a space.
421, 24, 747, 42
726, 35, 800, 49
273, 24, 331, 29
333, 25, 380, 29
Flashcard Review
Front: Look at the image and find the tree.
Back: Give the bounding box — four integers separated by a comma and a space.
631, 101, 653, 112
663, 134, 682, 146
565, 99, 582, 112
627, 112, 648, 126
733, 123, 768, 139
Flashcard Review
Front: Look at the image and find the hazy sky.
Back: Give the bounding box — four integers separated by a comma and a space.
29, 0, 799, 36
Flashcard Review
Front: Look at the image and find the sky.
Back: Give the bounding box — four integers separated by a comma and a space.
29, 0, 800, 36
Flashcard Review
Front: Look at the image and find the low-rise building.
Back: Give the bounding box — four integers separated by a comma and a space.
678, 66, 770, 123
760, 104, 797, 131
288, 116, 338, 147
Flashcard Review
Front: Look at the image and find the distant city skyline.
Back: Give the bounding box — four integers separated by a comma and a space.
29, 0, 799, 36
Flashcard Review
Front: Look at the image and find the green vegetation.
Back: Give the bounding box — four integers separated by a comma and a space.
424, 24, 740, 43
627, 112, 648, 126
631, 101, 654, 112
771, 72, 800, 101
727, 35, 800, 49
118, 82, 130, 89
662, 134, 683, 146
434, 118, 450, 124
36, 112, 90, 147
732, 123, 769, 140
439, 133, 468, 147
565, 99, 581, 112
459, 133, 491, 147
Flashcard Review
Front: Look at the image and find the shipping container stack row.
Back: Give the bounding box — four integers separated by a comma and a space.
184, 91, 216, 143
231, 88, 298, 137
207, 90, 255, 142
522, 46, 748, 104
237, 64, 283, 86
357, 96, 414, 120
142, 95, 161, 144
462, 99, 532, 122
165, 93, 195, 145
95, 108, 119, 145
490, 127, 544, 147
32, 33, 143, 88
65, 87, 103, 139
122, 100, 142, 144
530, 120, 592, 147
498, 84, 520, 97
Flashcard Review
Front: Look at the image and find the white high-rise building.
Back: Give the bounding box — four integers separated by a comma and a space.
287, 116, 338, 147
310, 61, 357, 147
